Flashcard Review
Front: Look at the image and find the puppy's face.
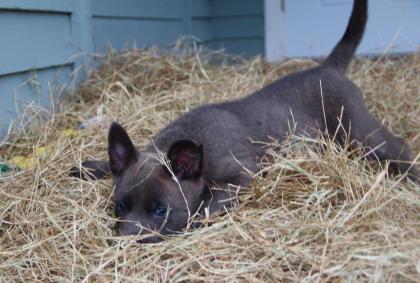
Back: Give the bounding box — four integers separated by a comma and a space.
108, 123, 205, 242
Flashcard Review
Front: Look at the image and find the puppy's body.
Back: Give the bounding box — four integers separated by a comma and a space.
72, 0, 418, 241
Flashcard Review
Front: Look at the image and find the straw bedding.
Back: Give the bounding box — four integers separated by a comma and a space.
0, 45, 419, 282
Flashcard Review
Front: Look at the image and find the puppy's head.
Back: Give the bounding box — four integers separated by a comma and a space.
108, 123, 205, 242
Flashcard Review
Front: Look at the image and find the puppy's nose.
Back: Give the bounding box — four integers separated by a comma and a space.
114, 221, 141, 236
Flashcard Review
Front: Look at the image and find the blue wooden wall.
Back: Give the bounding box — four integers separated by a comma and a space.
0, 0, 90, 139
191, 0, 264, 54
91, 0, 264, 54
91, 0, 187, 52
0, 0, 264, 139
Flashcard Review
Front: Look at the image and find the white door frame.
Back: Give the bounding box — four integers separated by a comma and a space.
264, 0, 285, 62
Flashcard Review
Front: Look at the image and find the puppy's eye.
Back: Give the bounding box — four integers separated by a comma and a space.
155, 207, 167, 217
115, 200, 128, 217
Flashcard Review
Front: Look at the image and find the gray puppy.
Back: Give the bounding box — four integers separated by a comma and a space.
72, 0, 418, 242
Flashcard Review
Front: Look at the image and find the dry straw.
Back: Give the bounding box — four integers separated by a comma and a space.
0, 43, 419, 282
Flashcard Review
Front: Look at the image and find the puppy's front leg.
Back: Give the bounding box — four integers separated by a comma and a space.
205, 153, 257, 213
69, 160, 111, 180
205, 174, 254, 213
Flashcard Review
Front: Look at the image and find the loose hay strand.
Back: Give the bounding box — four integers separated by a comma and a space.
0, 45, 419, 282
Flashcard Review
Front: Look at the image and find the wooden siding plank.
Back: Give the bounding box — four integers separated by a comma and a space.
191, 0, 264, 53
0, 64, 73, 138
92, 18, 185, 52
264, 0, 284, 62
190, 18, 213, 41
0, 0, 73, 13
190, 0, 211, 17
209, 38, 264, 55
0, 11, 77, 76
212, 16, 264, 38
211, 0, 263, 17
71, 0, 94, 55
92, 0, 183, 19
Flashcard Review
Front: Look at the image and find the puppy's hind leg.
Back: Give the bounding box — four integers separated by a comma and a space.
345, 107, 419, 183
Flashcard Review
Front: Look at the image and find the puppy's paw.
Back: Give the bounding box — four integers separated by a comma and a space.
69, 160, 110, 180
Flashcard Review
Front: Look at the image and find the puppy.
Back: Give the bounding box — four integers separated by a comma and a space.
71, 0, 418, 242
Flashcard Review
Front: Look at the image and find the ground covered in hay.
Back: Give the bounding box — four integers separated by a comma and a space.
1, 46, 419, 282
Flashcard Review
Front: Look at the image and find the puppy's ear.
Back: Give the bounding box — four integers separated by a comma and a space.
167, 140, 203, 180
108, 122, 137, 175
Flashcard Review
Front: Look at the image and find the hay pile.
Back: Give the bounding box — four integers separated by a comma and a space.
1, 45, 419, 282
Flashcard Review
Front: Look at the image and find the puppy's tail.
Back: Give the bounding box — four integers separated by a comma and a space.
322, 0, 367, 73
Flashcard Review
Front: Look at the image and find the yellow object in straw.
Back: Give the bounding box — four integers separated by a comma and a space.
61, 128, 77, 137
9, 156, 36, 170
7, 128, 78, 170
35, 145, 50, 156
